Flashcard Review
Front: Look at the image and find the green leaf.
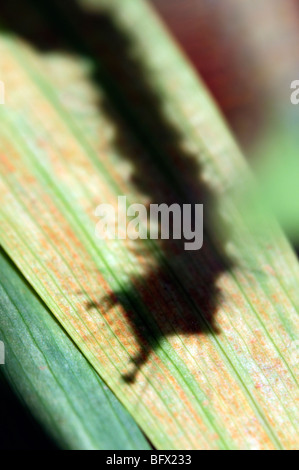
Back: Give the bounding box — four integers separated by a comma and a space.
0, 0, 298, 450
0, 249, 149, 450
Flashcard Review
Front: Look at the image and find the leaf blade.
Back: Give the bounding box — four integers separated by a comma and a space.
0, 0, 298, 450
0, 249, 149, 450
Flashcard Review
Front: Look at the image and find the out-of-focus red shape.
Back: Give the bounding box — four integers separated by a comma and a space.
151, 0, 299, 150
150, 0, 262, 148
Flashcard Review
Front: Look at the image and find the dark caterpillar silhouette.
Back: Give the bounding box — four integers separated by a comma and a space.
0, 0, 231, 383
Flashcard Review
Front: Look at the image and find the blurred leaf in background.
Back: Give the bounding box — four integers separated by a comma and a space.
0, 0, 298, 450
152, 0, 299, 245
